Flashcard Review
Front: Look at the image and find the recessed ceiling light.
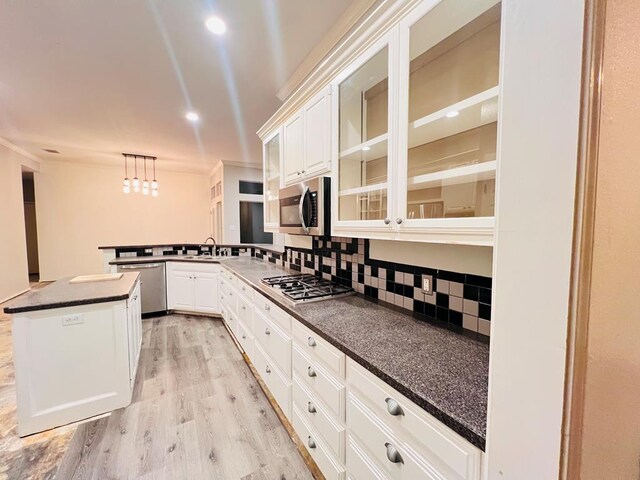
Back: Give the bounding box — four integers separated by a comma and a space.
205, 16, 226, 35
446, 110, 460, 118
185, 111, 200, 122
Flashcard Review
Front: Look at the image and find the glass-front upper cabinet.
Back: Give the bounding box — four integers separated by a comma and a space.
397, 0, 501, 234
263, 128, 282, 231
333, 35, 394, 230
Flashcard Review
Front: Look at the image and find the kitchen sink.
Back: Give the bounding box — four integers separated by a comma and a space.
181, 255, 222, 261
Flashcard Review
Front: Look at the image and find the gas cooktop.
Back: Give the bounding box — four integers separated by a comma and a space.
260, 274, 354, 305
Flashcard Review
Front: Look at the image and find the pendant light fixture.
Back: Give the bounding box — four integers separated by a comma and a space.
122, 154, 130, 194
122, 153, 159, 197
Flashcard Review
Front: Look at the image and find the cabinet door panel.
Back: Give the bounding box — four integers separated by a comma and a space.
168, 272, 194, 310
283, 113, 304, 184
194, 273, 219, 314
304, 89, 331, 177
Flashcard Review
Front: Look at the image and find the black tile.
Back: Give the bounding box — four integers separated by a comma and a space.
466, 274, 492, 289
438, 270, 466, 283
358, 273, 364, 284
290, 264, 301, 272
268, 257, 276, 264
394, 283, 404, 295
322, 265, 331, 274
425, 303, 436, 318
403, 284, 414, 298
436, 306, 449, 321
414, 274, 422, 288
358, 264, 364, 275
386, 280, 395, 292
371, 265, 378, 277
479, 303, 492, 320
449, 310, 463, 327
436, 292, 449, 308
413, 300, 425, 315
478, 287, 492, 305
396, 263, 413, 274
463, 284, 479, 301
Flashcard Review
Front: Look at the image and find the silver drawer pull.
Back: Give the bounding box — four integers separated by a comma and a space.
385, 397, 405, 416
242, 306, 246, 310
385, 443, 404, 464
308, 402, 316, 414
242, 334, 246, 339
229, 292, 233, 296
307, 436, 316, 449
307, 366, 316, 378
265, 328, 271, 335
307, 337, 316, 347
265, 366, 271, 374
265, 304, 271, 311
242, 286, 246, 291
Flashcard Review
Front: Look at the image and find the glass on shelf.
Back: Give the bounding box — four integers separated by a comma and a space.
338, 46, 390, 222
406, 0, 501, 219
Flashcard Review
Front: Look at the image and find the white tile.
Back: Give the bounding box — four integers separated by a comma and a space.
450, 281, 464, 297
478, 319, 491, 336
449, 296, 463, 312
436, 279, 450, 294
414, 287, 424, 300
403, 296, 413, 310
395, 271, 404, 283
463, 314, 478, 332
404, 272, 413, 285
424, 292, 436, 305
364, 275, 372, 286
385, 291, 395, 303
356, 283, 364, 294
394, 294, 404, 307
379, 269, 386, 280
365, 265, 371, 276
463, 299, 479, 316
370, 277, 379, 288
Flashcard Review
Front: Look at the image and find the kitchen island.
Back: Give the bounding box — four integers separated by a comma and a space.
3, 273, 142, 436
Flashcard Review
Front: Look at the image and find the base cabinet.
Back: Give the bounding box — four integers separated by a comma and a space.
166, 262, 220, 314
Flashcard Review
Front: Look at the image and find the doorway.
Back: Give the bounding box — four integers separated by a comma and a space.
239, 201, 272, 244
22, 172, 39, 284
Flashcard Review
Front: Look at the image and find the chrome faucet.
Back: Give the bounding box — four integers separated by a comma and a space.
202, 236, 216, 256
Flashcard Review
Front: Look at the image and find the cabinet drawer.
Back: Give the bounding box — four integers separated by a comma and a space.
253, 342, 291, 419
293, 374, 345, 462
236, 280, 253, 300
292, 404, 346, 480
254, 310, 291, 377
292, 320, 345, 379
237, 319, 253, 359
224, 286, 238, 314
237, 293, 253, 329
348, 394, 441, 480
348, 360, 481, 480
347, 434, 389, 480
293, 345, 345, 421
256, 295, 291, 333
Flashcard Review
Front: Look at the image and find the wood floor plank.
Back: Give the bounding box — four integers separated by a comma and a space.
54, 315, 313, 480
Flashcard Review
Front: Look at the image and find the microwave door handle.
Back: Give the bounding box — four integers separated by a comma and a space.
299, 186, 310, 234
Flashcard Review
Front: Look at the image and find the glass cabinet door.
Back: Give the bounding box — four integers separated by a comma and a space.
335, 42, 392, 226
263, 130, 281, 228
400, 0, 501, 225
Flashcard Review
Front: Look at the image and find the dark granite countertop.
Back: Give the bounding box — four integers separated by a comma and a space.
220, 257, 489, 450
109, 255, 226, 265
3, 272, 140, 314
99, 243, 284, 254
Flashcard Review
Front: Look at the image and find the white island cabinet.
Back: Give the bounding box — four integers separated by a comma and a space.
4, 273, 142, 437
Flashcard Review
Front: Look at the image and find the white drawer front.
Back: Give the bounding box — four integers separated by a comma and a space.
292, 404, 346, 480
293, 345, 345, 421
347, 434, 389, 480
167, 261, 220, 273
254, 310, 291, 378
293, 374, 345, 462
253, 343, 291, 419
256, 295, 291, 333
348, 394, 442, 480
292, 320, 345, 379
237, 293, 252, 329
348, 360, 481, 480
237, 319, 253, 359
225, 285, 238, 314
225, 310, 240, 339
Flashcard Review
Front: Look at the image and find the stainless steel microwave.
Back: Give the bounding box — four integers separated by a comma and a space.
278, 177, 330, 235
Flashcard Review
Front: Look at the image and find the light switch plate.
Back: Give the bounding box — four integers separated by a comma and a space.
422, 274, 433, 295
62, 314, 84, 326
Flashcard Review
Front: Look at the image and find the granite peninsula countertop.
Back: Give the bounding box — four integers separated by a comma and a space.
99, 243, 284, 254
220, 257, 490, 450
3, 272, 140, 314
109, 255, 227, 265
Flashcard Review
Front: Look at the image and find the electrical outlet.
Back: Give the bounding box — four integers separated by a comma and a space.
422, 274, 433, 295
62, 314, 84, 326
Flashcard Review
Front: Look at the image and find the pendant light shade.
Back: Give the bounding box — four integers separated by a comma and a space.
122, 153, 159, 196
122, 155, 130, 193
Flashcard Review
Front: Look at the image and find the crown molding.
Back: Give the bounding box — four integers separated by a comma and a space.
0, 137, 42, 170
257, 0, 422, 140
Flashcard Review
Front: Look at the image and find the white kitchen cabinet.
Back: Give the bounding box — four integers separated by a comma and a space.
127, 281, 143, 389
166, 262, 220, 314
263, 128, 283, 232
282, 86, 332, 186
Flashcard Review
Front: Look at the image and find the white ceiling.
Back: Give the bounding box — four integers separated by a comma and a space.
0, 1, 353, 173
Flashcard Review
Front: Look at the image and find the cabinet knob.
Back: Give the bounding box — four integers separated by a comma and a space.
385, 397, 405, 416
301, 170, 306, 174
241, 286, 246, 291
308, 436, 316, 449
396, 218, 403, 224
385, 443, 404, 464
242, 305, 246, 310
307, 336, 316, 347
265, 366, 271, 374
242, 334, 246, 339
308, 402, 316, 414
265, 304, 271, 311
307, 366, 317, 378
296, 171, 301, 175
265, 328, 271, 335
384, 218, 391, 225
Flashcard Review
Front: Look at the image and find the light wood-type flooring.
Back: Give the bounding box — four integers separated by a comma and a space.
1, 310, 314, 479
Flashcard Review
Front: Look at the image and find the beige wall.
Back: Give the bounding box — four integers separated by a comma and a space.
36, 160, 210, 280
578, 1, 640, 477
0, 145, 35, 302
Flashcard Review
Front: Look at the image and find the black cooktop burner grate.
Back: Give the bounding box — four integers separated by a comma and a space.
260, 274, 353, 302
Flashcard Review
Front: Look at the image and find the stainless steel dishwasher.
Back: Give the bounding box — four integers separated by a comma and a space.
116, 262, 167, 314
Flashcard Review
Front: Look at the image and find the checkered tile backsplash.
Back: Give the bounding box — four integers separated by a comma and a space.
252, 237, 492, 338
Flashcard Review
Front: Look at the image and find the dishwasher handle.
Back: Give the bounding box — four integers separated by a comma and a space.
119, 263, 163, 269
